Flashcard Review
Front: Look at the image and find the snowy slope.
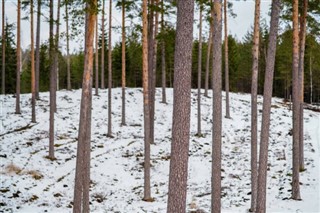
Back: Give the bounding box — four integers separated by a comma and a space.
1, 88, 319, 213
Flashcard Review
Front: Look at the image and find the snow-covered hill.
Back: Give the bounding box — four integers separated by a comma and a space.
1, 88, 319, 212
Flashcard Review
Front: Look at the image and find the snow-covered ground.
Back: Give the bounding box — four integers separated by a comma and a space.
1, 88, 319, 213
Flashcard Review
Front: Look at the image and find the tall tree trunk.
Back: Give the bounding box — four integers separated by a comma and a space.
73, 2, 96, 212
161, 0, 166, 104
49, 0, 55, 160
211, 0, 222, 212
142, 0, 152, 202
121, 0, 126, 125
310, 54, 312, 104
66, 1, 71, 91
95, 11, 99, 95
204, 25, 212, 97
298, 0, 308, 171
107, 0, 113, 137
224, 0, 231, 119
153, 0, 159, 93
148, 0, 155, 144
35, 0, 41, 99
250, 0, 260, 211
256, 0, 281, 211
16, 0, 21, 114
167, 0, 194, 212
1, 0, 5, 94
197, 5, 202, 136
54, 0, 61, 96
291, 0, 301, 201
101, 0, 105, 89
31, 0, 36, 123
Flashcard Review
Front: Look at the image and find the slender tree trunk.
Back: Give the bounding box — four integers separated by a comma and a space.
250, 0, 260, 211
30, 0, 36, 123
54, 0, 61, 96
197, 5, 202, 136
224, 0, 230, 119
204, 25, 212, 97
142, 0, 152, 202
35, 0, 41, 99
256, 0, 281, 211
95, 11, 99, 95
310, 54, 312, 104
167, 0, 194, 212
211, 0, 222, 212
298, 0, 308, 171
73, 2, 96, 212
107, 0, 113, 137
148, 0, 155, 144
49, 0, 55, 160
161, 0, 166, 104
16, 0, 21, 114
153, 0, 159, 91
66, 2, 71, 91
101, 0, 105, 89
291, 0, 301, 201
1, 0, 5, 94
121, 0, 126, 125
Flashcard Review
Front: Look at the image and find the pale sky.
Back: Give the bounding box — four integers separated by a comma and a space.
1, 0, 272, 53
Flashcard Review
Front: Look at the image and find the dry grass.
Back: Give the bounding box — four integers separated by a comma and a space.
4, 163, 22, 175
26, 170, 43, 180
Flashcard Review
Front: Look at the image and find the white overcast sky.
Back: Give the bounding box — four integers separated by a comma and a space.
1, 0, 272, 53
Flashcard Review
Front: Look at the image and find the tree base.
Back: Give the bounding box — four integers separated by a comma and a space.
142, 197, 155, 202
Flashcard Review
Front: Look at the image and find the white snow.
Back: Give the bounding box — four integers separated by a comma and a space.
1, 88, 319, 212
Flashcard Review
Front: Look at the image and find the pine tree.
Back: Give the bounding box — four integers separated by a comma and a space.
224, 0, 231, 118
250, 0, 261, 211
35, 0, 41, 99
121, 0, 126, 125
73, 1, 97, 212
211, 0, 223, 211
256, 0, 281, 211
16, 0, 21, 114
167, 0, 194, 211
107, 0, 113, 137
291, 0, 301, 200
142, 0, 152, 202
30, 0, 36, 123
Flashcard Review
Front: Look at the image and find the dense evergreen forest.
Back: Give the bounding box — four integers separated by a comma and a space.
1, 1, 319, 103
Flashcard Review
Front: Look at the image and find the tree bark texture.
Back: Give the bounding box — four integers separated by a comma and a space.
256, 0, 281, 212
2, 0, 5, 94
16, 0, 21, 114
211, 0, 222, 212
30, 0, 36, 123
197, 6, 202, 136
49, 0, 55, 160
161, 0, 166, 104
121, 0, 126, 125
204, 25, 212, 97
167, 0, 194, 212
95, 12, 99, 95
107, 0, 113, 137
148, 0, 155, 145
298, 0, 308, 171
35, 0, 41, 99
54, 0, 61, 99
101, 0, 105, 89
142, 0, 152, 201
224, 0, 230, 119
66, 2, 71, 91
73, 2, 96, 212
250, 0, 260, 211
291, 0, 301, 201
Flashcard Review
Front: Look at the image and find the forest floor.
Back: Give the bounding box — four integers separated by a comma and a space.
1, 88, 319, 213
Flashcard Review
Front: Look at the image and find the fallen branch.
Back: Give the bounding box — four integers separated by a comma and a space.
0, 123, 37, 137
